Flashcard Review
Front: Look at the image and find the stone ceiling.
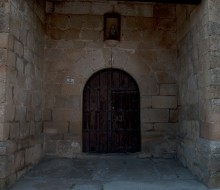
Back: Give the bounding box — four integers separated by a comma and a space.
48, 0, 201, 4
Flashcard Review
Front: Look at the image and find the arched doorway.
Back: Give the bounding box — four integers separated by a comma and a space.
83, 69, 140, 153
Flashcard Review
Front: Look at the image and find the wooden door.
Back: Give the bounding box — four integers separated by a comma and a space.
83, 69, 140, 153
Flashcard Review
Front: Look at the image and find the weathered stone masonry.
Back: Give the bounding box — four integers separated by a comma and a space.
0, 0, 219, 189
44, 2, 178, 158
177, 0, 220, 187
0, 0, 45, 188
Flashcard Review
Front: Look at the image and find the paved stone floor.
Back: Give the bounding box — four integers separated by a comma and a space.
9, 154, 220, 190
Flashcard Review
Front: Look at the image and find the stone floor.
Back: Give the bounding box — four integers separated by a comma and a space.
9, 154, 220, 190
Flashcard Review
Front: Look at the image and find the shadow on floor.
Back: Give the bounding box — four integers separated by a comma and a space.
9, 154, 215, 190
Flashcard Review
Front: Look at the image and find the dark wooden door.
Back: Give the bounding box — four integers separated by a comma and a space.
83, 69, 140, 153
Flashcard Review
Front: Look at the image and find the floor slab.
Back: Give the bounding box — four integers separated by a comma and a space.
9, 155, 219, 190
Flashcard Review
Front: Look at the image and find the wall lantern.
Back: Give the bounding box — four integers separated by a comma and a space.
104, 12, 121, 42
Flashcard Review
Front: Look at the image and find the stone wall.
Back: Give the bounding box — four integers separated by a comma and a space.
0, 0, 45, 188
177, 0, 220, 187
44, 1, 178, 158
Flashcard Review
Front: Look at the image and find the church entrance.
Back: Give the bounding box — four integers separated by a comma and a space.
83, 69, 140, 153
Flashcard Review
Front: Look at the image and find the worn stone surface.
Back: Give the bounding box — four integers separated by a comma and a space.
0, 0, 46, 189
177, 0, 220, 188
9, 156, 214, 190
44, 1, 178, 160
0, 0, 219, 189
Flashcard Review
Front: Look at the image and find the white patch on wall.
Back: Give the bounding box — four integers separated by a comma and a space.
65, 76, 75, 85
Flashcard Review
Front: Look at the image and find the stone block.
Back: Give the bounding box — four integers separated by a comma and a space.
32, 92, 42, 107
208, 0, 220, 24
35, 122, 43, 135
209, 68, 220, 85
24, 47, 33, 63
15, 105, 26, 122
26, 31, 35, 50
0, 105, 5, 122
61, 83, 82, 96
0, 140, 17, 154
91, 2, 112, 15
123, 17, 138, 30
46, 1, 53, 13
80, 30, 100, 41
158, 18, 176, 32
0, 178, 7, 189
0, 33, 8, 48
141, 108, 169, 123
126, 54, 151, 81
157, 31, 176, 49
25, 147, 33, 165
208, 174, 220, 188
16, 57, 24, 74
110, 48, 129, 69
57, 140, 81, 157
154, 5, 176, 18
152, 96, 177, 109
154, 123, 177, 136
45, 71, 67, 84
7, 51, 16, 67
0, 155, 8, 178
44, 121, 68, 134
160, 84, 177, 95
0, 11, 9, 32
43, 109, 52, 121
47, 14, 69, 29
16, 168, 27, 181
141, 96, 152, 109
201, 122, 220, 141
0, 123, 9, 141
169, 109, 179, 123
207, 21, 220, 36
9, 123, 19, 139
55, 2, 91, 15
156, 49, 177, 71
29, 122, 36, 136
45, 140, 57, 154
0, 2, 10, 13
115, 4, 136, 16
14, 150, 25, 171
25, 144, 42, 165
64, 134, 80, 141
0, 146, 6, 155
19, 122, 30, 138
0, 80, 6, 103
83, 15, 102, 30
206, 86, 220, 99
122, 30, 142, 41
138, 74, 159, 96
14, 40, 24, 57
24, 62, 34, 76
136, 4, 154, 17
69, 121, 81, 136
34, 107, 42, 122
0, 48, 7, 65
34, 2, 46, 24
33, 144, 43, 163
68, 15, 84, 29
156, 71, 176, 84
54, 95, 81, 109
